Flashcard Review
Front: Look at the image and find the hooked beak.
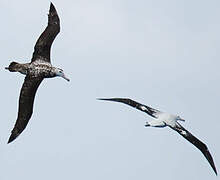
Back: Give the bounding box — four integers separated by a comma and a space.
61, 73, 70, 82
179, 118, 185, 122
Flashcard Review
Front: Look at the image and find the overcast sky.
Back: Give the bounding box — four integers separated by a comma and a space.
0, 0, 219, 179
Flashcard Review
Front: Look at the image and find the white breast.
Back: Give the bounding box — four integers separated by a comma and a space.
157, 112, 177, 127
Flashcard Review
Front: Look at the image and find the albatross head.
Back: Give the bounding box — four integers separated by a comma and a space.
54, 68, 70, 81
176, 115, 185, 122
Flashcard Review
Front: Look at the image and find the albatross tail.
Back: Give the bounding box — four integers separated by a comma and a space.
5, 62, 19, 72
5, 61, 29, 75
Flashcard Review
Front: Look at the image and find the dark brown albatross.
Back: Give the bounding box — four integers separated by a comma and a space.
5, 3, 69, 144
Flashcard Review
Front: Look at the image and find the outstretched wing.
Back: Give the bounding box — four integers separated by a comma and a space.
170, 122, 217, 175
31, 3, 60, 63
8, 76, 43, 143
98, 98, 161, 118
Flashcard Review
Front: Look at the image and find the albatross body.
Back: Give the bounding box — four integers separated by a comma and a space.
98, 98, 217, 175
5, 3, 69, 144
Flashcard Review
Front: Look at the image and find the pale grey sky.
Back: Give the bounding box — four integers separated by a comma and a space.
0, 0, 219, 179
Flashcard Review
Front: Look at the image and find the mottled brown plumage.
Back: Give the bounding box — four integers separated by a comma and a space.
6, 3, 69, 144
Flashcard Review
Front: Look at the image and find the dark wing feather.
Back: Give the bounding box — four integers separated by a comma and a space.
98, 98, 161, 118
8, 76, 43, 143
170, 122, 217, 175
31, 3, 60, 63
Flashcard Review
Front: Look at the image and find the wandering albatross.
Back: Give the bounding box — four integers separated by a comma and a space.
98, 98, 217, 175
5, 3, 69, 144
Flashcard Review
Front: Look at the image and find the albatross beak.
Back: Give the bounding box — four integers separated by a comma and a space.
179, 118, 185, 122
61, 73, 70, 82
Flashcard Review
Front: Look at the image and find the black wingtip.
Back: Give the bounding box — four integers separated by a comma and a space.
201, 145, 218, 176
211, 161, 218, 176
97, 98, 119, 102
212, 167, 217, 176
97, 98, 109, 101
49, 2, 56, 13
97, 98, 121, 101
97, 98, 132, 104
48, 2, 59, 27
7, 133, 18, 144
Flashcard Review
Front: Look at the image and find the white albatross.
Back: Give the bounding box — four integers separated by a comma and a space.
98, 98, 217, 175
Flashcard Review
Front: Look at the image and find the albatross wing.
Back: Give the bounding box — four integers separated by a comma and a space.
8, 76, 43, 143
170, 122, 217, 175
31, 3, 60, 63
98, 98, 161, 118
